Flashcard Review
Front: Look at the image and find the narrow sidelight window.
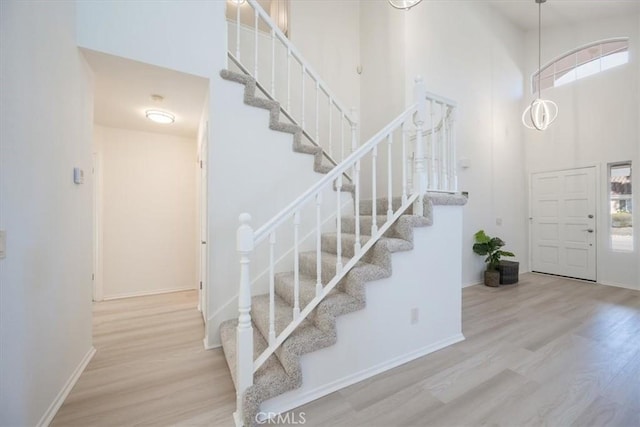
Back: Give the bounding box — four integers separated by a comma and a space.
609, 162, 633, 251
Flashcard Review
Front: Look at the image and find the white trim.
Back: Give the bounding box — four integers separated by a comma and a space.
597, 280, 639, 291
203, 336, 221, 350
37, 346, 96, 427
102, 287, 197, 301
261, 333, 465, 416
462, 280, 482, 288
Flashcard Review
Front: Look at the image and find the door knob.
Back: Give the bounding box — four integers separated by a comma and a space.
583, 229, 594, 233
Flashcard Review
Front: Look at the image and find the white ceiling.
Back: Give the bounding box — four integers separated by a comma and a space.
487, 0, 640, 31
82, 49, 208, 139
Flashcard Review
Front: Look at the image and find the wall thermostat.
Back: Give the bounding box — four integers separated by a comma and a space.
73, 167, 84, 184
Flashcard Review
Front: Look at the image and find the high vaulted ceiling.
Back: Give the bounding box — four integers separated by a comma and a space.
487, 0, 640, 31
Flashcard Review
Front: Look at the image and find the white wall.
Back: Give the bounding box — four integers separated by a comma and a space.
262, 204, 465, 415
524, 14, 640, 289
95, 126, 197, 299
0, 1, 94, 425
289, 0, 361, 116
206, 78, 352, 348
360, 1, 528, 287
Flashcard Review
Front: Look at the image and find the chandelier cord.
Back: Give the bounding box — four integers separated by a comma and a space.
537, 0, 542, 99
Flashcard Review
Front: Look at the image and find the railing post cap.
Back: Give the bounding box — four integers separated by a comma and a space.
414, 75, 424, 84
239, 213, 252, 225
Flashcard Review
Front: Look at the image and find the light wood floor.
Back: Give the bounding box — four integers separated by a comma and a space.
53, 273, 640, 426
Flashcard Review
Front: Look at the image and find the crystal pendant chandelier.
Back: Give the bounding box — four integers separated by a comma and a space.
388, 0, 423, 11
522, 0, 558, 131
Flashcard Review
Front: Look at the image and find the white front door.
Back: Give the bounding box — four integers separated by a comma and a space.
531, 167, 597, 281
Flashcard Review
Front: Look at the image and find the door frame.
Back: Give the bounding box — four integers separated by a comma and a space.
197, 120, 209, 323
528, 164, 601, 281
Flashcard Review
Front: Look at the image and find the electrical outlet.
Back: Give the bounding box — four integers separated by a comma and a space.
496, 217, 503, 226
410, 307, 419, 324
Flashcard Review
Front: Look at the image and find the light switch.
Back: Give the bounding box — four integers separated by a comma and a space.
0, 230, 6, 259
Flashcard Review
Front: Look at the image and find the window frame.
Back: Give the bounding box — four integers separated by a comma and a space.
531, 37, 630, 94
608, 161, 633, 253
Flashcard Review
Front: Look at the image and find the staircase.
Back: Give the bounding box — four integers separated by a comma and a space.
221, 1, 463, 425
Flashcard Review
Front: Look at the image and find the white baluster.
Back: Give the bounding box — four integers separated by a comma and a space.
387, 134, 393, 221
315, 81, 320, 143
236, 2, 241, 60
401, 122, 408, 205
293, 211, 301, 320
354, 160, 361, 254
371, 145, 378, 236
341, 113, 345, 162
287, 47, 291, 111
350, 107, 358, 152
270, 30, 275, 96
430, 99, 436, 191
440, 102, 446, 189
335, 176, 343, 273
254, 9, 259, 78
268, 232, 276, 345
315, 193, 322, 297
413, 76, 427, 217
450, 108, 458, 192
235, 213, 254, 425
328, 98, 333, 157
301, 67, 306, 128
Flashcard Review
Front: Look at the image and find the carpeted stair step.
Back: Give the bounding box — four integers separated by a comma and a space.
274, 271, 363, 329
341, 214, 399, 237
251, 294, 337, 377
299, 250, 389, 291
359, 197, 408, 216
220, 318, 300, 427
321, 232, 413, 258
298, 251, 357, 285
219, 318, 291, 391
220, 69, 341, 177
274, 272, 321, 313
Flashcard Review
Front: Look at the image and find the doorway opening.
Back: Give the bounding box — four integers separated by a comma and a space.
84, 49, 210, 335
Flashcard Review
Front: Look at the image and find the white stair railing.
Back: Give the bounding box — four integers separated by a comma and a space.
233, 77, 457, 424
227, 0, 358, 166
408, 91, 458, 194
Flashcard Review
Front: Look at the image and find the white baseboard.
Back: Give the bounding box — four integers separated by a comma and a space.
37, 346, 96, 427
261, 333, 466, 416
598, 280, 639, 291
102, 286, 197, 300
462, 280, 482, 288
203, 336, 221, 350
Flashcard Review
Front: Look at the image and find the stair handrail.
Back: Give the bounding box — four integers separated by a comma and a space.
228, 0, 358, 163
232, 76, 439, 426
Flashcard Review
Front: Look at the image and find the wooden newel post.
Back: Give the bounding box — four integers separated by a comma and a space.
413, 76, 427, 217
235, 213, 254, 426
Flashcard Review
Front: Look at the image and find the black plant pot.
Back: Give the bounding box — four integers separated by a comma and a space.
498, 260, 519, 284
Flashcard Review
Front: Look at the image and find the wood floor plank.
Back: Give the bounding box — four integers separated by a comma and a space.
53, 274, 640, 426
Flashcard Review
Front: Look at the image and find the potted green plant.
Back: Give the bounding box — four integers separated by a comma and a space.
473, 230, 515, 287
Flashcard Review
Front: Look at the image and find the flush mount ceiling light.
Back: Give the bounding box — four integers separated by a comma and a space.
229, 0, 246, 4
522, 0, 558, 131
145, 94, 175, 124
388, 0, 423, 10
145, 110, 175, 124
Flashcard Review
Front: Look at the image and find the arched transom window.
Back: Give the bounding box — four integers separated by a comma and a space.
532, 38, 629, 93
